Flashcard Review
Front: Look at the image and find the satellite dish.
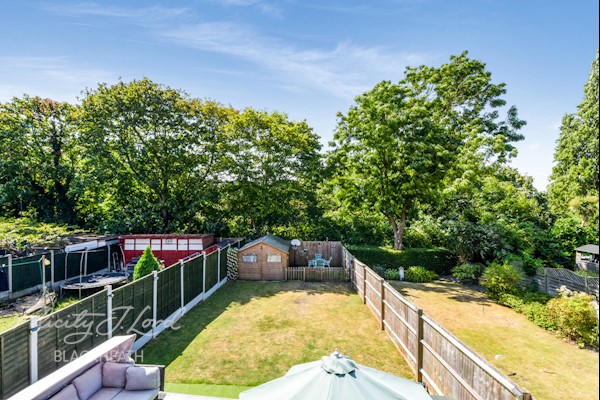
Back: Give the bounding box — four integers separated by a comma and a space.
291, 239, 301, 249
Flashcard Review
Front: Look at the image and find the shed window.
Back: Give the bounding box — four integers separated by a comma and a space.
243, 254, 257, 263
267, 254, 281, 263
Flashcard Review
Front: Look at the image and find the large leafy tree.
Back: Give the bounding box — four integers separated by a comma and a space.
0, 96, 77, 222
329, 52, 525, 249
76, 78, 233, 233
548, 51, 599, 230
223, 109, 323, 238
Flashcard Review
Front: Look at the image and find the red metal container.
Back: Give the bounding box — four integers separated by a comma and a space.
119, 234, 215, 267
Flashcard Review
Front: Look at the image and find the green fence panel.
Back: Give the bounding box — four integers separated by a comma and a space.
205, 252, 219, 292
65, 252, 85, 280
157, 266, 181, 322
219, 248, 228, 282
183, 256, 203, 304
37, 289, 109, 379
0, 322, 30, 399
111, 275, 154, 340
11, 254, 46, 292
53, 252, 67, 282
85, 247, 108, 274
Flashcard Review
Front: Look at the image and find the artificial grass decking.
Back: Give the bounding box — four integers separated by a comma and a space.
142, 281, 412, 398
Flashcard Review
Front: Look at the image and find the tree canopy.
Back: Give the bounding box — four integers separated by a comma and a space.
548, 50, 599, 230
328, 52, 525, 249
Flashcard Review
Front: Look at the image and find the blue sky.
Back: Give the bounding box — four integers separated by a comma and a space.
1, 1, 598, 190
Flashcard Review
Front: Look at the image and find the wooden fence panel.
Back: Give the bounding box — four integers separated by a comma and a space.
536, 268, 599, 298
219, 248, 228, 282
421, 315, 528, 400
157, 266, 181, 321
354, 260, 366, 301
290, 241, 343, 267
37, 289, 109, 380
364, 268, 382, 324
205, 251, 219, 291
345, 246, 532, 400
382, 282, 419, 375
287, 267, 349, 282
0, 322, 30, 399
184, 256, 203, 304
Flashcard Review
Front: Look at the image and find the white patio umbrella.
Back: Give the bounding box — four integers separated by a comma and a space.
239, 351, 434, 400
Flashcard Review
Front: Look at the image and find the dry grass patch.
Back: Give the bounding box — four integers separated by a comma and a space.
142, 281, 412, 391
390, 280, 599, 400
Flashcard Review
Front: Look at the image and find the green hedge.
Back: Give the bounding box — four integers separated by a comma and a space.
346, 245, 457, 275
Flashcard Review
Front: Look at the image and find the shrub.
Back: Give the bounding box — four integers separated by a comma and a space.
502, 253, 543, 276
499, 292, 557, 331
499, 293, 525, 311
133, 246, 160, 280
481, 262, 524, 300
372, 264, 386, 278
451, 263, 484, 284
546, 292, 599, 349
346, 245, 456, 275
521, 302, 557, 330
404, 266, 437, 283
384, 268, 400, 280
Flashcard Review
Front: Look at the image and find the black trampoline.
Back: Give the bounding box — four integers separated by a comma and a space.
61, 272, 129, 293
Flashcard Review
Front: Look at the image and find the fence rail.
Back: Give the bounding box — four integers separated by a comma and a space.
350, 252, 533, 400
0, 242, 238, 399
535, 267, 599, 298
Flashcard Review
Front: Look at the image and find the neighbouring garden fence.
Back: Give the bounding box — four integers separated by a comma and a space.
0, 245, 119, 299
347, 248, 534, 400
0, 241, 239, 399
535, 267, 599, 298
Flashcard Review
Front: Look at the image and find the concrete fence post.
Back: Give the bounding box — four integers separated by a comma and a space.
217, 247, 221, 281
202, 254, 207, 295
106, 285, 113, 339
50, 250, 55, 288
29, 316, 39, 383
7, 254, 13, 293
416, 308, 424, 382
152, 271, 158, 338
180, 260, 185, 313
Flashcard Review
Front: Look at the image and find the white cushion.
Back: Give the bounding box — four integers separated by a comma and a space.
88, 387, 123, 400
103, 362, 130, 388
73, 363, 103, 400
124, 366, 160, 391
50, 384, 80, 400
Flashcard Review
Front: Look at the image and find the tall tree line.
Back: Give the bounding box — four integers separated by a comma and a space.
1, 51, 598, 269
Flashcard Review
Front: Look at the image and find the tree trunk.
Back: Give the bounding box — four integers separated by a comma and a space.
387, 210, 407, 250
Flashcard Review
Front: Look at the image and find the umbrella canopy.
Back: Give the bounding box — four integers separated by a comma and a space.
239, 351, 434, 400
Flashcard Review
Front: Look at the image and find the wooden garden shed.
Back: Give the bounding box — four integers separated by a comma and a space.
238, 234, 290, 280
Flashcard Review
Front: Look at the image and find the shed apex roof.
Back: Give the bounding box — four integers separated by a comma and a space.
575, 244, 600, 255
240, 234, 290, 253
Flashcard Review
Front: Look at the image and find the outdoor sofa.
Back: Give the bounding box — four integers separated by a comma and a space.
9, 335, 164, 400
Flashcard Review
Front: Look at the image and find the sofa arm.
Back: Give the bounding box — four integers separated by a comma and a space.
136, 364, 165, 391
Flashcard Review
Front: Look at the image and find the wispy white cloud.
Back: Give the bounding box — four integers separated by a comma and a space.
35, 3, 433, 99
208, 0, 282, 17
0, 56, 114, 101
42, 3, 188, 24
162, 22, 432, 98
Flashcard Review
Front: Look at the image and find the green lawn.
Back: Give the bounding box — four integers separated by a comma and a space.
0, 314, 27, 332
142, 281, 413, 398
389, 280, 599, 400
